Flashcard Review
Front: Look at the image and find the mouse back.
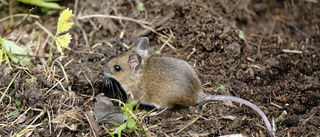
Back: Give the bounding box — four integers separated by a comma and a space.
140, 55, 202, 108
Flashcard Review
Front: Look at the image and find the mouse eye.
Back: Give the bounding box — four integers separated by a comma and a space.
114, 65, 121, 72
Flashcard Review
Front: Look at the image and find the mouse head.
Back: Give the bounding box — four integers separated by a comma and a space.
105, 37, 149, 89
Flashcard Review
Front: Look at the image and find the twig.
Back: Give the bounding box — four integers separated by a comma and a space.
78, 14, 151, 25
47, 109, 52, 134
254, 34, 264, 61
37, 74, 54, 87
145, 107, 167, 117
0, 14, 39, 23
2, 6, 37, 38
84, 111, 98, 137
75, 19, 90, 51
109, 98, 126, 106
11, 107, 31, 126
186, 48, 196, 60
279, 19, 308, 38
176, 114, 202, 134
270, 102, 283, 109
74, 0, 79, 16
126, 108, 150, 137
158, 37, 176, 50
35, 21, 55, 38
11, 53, 48, 58
282, 49, 303, 54
81, 71, 95, 96
140, 23, 167, 38
0, 69, 21, 103
228, 0, 242, 13
137, 12, 175, 37
301, 111, 317, 125
43, 77, 65, 95
156, 31, 174, 54
39, 35, 50, 66
51, 58, 70, 90
269, 16, 278, 37
28, 108, 46, 125
63, 59, 74, 67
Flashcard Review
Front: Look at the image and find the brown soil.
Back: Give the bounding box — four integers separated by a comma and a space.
0, 0, 319, 136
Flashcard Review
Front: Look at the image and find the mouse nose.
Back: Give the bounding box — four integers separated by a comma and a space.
103, 63, 111, 74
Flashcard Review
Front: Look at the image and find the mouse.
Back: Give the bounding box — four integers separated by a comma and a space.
103, 37, 275, 137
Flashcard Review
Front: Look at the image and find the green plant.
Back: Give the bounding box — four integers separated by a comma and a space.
18, 0, 63, 9
47, 8, 74, 66
108, 102, 138, 137
238, 30, 245, 40
0, 37, 32, 68
214, 84, 226, 92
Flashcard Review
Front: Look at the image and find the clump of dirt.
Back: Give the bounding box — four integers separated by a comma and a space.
0, 0, 319, 136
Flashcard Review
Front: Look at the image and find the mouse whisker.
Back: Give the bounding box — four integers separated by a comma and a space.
101, 76, 106, 92
114, 83, 123, 102
107, 78, 113, 96
109, 78, 116, 98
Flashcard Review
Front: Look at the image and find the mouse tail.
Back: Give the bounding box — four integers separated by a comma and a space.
205, 95, 275, 137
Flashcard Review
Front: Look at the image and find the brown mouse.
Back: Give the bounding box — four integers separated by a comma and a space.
104, 37, 275, 137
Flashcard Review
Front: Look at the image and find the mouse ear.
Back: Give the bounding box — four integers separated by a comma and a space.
133, 37, 149, 56
128, 54, 142, 71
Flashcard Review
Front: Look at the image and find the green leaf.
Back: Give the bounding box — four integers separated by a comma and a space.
57, 8, 74, 34
0, 38, 3, 65
109, 102, 138, 136
0, 49, 3, 65
137, 2, 145, 12
1, 39, 31, 66
15, 99, 22, 106
17, 0, 63, 9
10, 110, 20, 116
122, 42, 130, 49
104, 126, 115, 137
121, 102, 135, 117
238, 30, 245, 40
215, 84, 226, 92
112, 123, 127, 136
55, 33, 72, 54
126, 118, 138, 130
3, 49, 12, 69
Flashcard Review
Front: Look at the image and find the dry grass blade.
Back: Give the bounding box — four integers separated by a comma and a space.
156, 30, 175, 54
13, 108, 46, 136
175, 114, 202, 135
78, 14, 151, 25
0, 69, 21, 103
282, 49, 303, 54
84, 111, 98, 137
35, 21, 54, 38
0, 14, 39, 23
10, 107, 31, 126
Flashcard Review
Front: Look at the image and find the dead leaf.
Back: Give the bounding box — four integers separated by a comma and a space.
94, 94, 127, 124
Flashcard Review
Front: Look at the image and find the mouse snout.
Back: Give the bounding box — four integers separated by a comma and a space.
101, 74, 127, 103
103, 62, 112, 74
